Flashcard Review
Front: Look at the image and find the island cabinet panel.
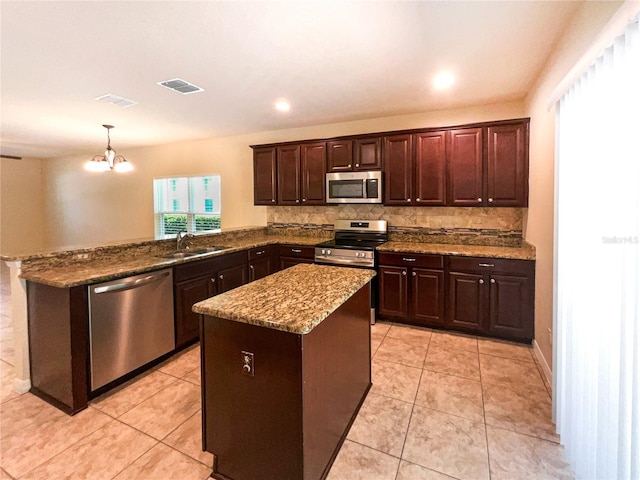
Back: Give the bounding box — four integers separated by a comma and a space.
378, 253, 445, 329
446, 256, 535, 343
487, 122, 529, 206
447, 127, 484, 206
383, 134, 414, 205
354, 136, 382, 170
300, 142, 326, 205
27, 282, 89, 415
278, 245, 315, 271
327, 139, 353, 172
277, 145, 301, 205
253, 147, 277, 205
201, 284, 371, 480
415, 131, 447, 205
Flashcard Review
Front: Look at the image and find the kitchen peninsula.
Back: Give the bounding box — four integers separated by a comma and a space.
192, 263, 375, 480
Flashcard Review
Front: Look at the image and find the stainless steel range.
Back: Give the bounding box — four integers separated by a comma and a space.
315, 219, 388, 323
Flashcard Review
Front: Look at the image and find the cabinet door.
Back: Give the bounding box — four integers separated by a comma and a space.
277, 145, 301, 205
249, 257, 273, 282
415, 131, 447, 206
411, 268, 444, 326
175, 276, 214, 347
300, 142, 326, 205
488, 274, 533, 342
446, 271, 485, 333
486, 123, 528, 206
383, 134, 413, 205
447, 128, 483, 206
327, 140, 353, 172
378, 266, 408, 319
216, 264, 248, 294
253, 147, 277, 205
354, 137, 382, 170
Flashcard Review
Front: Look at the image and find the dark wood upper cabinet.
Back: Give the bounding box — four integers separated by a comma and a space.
253, 147, 277, 205
354, 137, 382, 171
447, 128, 484, 206
276, 145, 301, 205
415, 131, 447, 206
327, 140, 353, 172
486, 123, 529, 206
383, 134, 413, 205
300, 142, 326, 205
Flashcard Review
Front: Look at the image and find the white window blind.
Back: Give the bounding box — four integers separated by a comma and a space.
153, 175, 221, 238
555, 12, 640, 480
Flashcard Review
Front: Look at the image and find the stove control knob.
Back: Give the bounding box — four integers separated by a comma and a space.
321, 249, 325, 255
327, 250, 331, 255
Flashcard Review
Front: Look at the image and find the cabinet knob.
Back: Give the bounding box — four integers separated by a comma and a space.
271, 199, 275, 203
416, 198, 420, 202
250, 265, 254, 270
402, 271, 407, 276
479, 279, 484, 284
296, 199, 299, 203
347, 164, 352, 168
210, 278, 216, 283
302, 198, 306, 202
355, 163, 360, 167
490, 278, 496, 284
219, 274, 224, 280
412, 271, 416, 277
477, 197, 482, 203
407, 198, 411, 202
488, 198, 494, 203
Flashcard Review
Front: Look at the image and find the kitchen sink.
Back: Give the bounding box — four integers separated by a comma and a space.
157, 246, 230, 259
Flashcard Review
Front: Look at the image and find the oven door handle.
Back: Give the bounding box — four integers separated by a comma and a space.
315, 257, 374, 268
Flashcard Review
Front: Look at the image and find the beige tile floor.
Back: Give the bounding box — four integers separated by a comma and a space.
0, 265, 573, 479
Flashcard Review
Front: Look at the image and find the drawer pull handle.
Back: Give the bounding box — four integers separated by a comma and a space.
292, 249, 302, 253
402, 257, 416, 262
256, 250, 265, 255
478, 263, 495, 267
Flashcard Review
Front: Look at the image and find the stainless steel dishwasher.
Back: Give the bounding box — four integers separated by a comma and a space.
88, 268, 175, 390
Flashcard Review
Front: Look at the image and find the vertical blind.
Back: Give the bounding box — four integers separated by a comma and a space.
555, 13, 639, 480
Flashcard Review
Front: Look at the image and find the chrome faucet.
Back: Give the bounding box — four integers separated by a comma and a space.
176, 230, 194, 251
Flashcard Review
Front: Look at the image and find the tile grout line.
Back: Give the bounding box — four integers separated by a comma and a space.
479, 342, 494, 480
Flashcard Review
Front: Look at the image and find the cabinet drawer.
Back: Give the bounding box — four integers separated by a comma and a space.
278, 245, 315, 259
174, 258, 217, 282
378, 252, 444, 269
248, 245, 274, 261
447, 256, 534, 275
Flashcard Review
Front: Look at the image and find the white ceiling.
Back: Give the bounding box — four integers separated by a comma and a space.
0, 1, 582, 159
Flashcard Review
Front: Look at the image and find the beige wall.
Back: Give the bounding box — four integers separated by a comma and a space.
42, 100, 525, 249
0, 157, 46, 255
524, 0, 623, 369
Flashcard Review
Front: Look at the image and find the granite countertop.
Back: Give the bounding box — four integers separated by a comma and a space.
192, 263, 375, 335
377, 241, 536, 261
18, 235, 320, 288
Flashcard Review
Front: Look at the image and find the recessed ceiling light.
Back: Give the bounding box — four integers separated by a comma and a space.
275, 100, 291, 112
433, 71, 455, 90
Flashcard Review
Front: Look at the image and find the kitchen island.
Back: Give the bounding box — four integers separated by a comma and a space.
193, 263, 375, 480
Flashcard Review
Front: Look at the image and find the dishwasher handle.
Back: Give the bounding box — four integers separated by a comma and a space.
93, 271, 171, 294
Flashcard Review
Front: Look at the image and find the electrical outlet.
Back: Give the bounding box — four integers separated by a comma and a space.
548, 328, 552, 348
241, 351, 254, 377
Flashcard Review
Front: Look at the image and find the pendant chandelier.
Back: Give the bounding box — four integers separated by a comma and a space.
84, 124, 133, 173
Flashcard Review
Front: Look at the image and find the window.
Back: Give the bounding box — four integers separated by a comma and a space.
154, 175, 221, 237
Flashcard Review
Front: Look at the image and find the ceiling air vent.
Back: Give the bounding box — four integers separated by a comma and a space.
94, 94, 137, 108
157, 78, 204, 95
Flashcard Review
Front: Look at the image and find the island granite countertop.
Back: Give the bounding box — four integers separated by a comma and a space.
192, 263, 376, 334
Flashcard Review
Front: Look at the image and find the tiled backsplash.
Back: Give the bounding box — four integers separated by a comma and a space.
267, 206, 524, 246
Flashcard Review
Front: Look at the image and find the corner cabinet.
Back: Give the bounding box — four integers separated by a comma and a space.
446, 256, 534, 343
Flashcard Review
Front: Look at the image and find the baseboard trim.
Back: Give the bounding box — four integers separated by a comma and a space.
13, 377, 31, 394
533, 340, 552, 391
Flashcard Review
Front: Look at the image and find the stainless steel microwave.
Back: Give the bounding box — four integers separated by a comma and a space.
326, 171, 383, 204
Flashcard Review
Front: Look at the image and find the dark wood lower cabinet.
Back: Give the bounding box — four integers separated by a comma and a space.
248, 245, 277, 281
379, 253, 534, 344
278, 245, 315, 270
175, 276, 214, 348
446, 256, 535, 343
